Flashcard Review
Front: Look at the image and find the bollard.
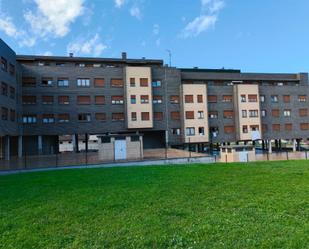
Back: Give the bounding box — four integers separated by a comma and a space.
56, 153, 58, 167
286, 151, 289, 160
306, 150, 308, 160
246, 153, 249, 163
214, 155, 217, 163
267, 152, 269, 161
225, 154, 227, 163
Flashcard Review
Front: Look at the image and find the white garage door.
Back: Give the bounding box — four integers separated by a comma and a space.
114, 140, 126, 160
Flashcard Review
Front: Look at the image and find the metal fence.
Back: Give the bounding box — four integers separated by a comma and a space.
0, 148, 212, 171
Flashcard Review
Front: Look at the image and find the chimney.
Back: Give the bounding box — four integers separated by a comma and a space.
69, 52, 74, 57
121, 52, 127, 60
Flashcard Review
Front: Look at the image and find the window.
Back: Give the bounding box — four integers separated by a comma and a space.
283, 109, 291, 117
76, 63, 85, 67
131, 112, 137, 121
42, 114, 55, 123
94, 78, 105, 87
154, 112, 163, 121
186, 127, 195, 136
140, 95, 149, 104
198, 127, 205, 135
249, 110, 259, 118
209, 111, 218, 119
285, 123, 292, 131
22, 77, 36, 87
130, 78, 136, 87
42, 96, 53, 105
95, 113, 106, 121
224, 126, 235, 134
222, 95, 232, 102
262, 124, 268, 132
131, 95, 136, 104
299, 108, 308, 117
171, 111, 180, 120
22, 115, 37, 124
95, 96, 105, 105
9, 87, 15, 99
240, 95, 246, 102
208, 95, 217, 103
141, 112, 150, 121
223, 110, 234, 119
197, 95, 203, 103
140, 78, 148, 87
112, 113, 125, 121
210, 127, 219, 137
170, 95, 179, 104
9, 63, 15, 75
272, 124, 280, 132
22, 96, 36, 105
298, 95, 307, 102
271, 95, 278, 103
58, 78, 69, 87
260, 95, 265, 103
300, 123, 309, 130
242, 110, 247, 118
248, 94, 258, 102
1, 57, 7, 71
152, 80, 161, 87
283, 95, 290, 103
171, 128, 181, 135
77, 96, 91, 105
1, 107, 8, 120
197, 111, 204, 119
78, 113, 91, 122
56, 62, 65, 66
153, 95, 163, 104
112, 96, 124, 105
242, 125, 248, 133
41, 77, 53, 86
10, 109, 15, 122
1, 82, 8, 96
58, 96, 69, 105
250, 125, 259, 131
185, 111, 194, 119
261, 110, 267, 117
58, 114, 70, 123
111, 78, 123, 87
185, 95, 194, 103
272, 109, 280, 117
77, 78, 90, 87
93, 64, 101, 68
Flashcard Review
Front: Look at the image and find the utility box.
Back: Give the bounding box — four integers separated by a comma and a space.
97, 134, 143, 161
220, 145, 256, 163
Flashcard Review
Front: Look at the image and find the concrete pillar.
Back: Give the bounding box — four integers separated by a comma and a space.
18, 136, 23, 158
5, 136, 10, 160
85, 133, 89, 152
268, 140, 272, 154
293, 139, 297, 152
279, 139, 282, 151
38, 135, 43, 155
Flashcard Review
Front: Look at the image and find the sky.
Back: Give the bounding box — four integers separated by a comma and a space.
0, 0, 309, 73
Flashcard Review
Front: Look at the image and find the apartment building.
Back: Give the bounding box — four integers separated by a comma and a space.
1, 38, 309, 159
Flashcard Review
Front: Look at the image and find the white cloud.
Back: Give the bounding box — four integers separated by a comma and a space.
0, 15, 20, 38
0, 12, 36, 47
43, 51, 53, 56
114, 0, 125, 8
153, 24, 159, 35
182, 15, 217, 38
181, 0, 225, 38
24, 0, 85, 38
130, 6, 141, 20
155, 38, 161, 47
67, 34, 107, 57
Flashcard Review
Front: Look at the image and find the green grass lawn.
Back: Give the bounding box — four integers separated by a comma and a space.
1, 161, 309, 248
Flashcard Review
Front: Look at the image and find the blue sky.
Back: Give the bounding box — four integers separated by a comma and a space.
0, 0, 309, 73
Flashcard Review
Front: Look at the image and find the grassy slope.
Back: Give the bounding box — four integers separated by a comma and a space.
1, 161, 309, 248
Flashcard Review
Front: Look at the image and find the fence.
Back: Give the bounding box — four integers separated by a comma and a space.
0, 147, 211, 171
